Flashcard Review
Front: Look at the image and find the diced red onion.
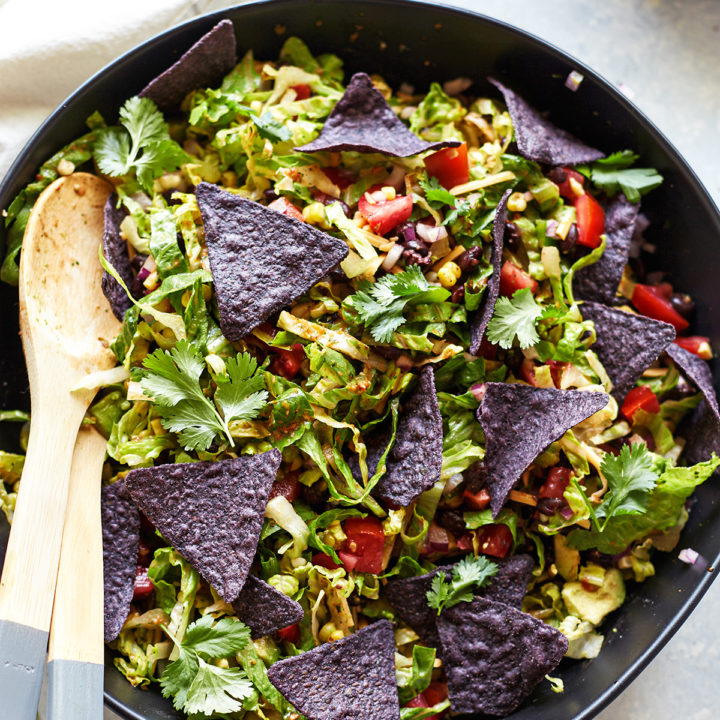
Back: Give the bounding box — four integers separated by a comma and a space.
426, 522, 450, 553
559, 506, 574, 520
386, 164, 406, 191
443, 77, 473, 96
443, 473, 464, 494
130, 191, 152, 210
136, 267, 151, 283
382, 243, 404, 271
396, 354, 413, 370
416, 222, 448, 244
545, 219, 559, 238
678, 548, 699, 565
565, 70, 584, 92
470, 383, 487, 402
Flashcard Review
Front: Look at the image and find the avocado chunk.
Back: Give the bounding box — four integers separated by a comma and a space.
561, 565, 625, 626
554, 534, 580, 581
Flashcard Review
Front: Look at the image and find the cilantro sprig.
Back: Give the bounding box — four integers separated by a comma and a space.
160, 615, 254, 716
95, 96, 190, 192
572, 442, 658, 533
485, 288, 546, 349
418, 173, 471, 226
350, 265, 450, 343
138, 341, 268, 451
583, 150, 663, 203
426, 555, 499, 615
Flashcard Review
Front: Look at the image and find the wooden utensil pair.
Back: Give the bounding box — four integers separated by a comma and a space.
0, 174, 121, 718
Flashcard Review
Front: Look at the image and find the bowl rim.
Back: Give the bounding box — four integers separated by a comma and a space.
2, 2, 719, 719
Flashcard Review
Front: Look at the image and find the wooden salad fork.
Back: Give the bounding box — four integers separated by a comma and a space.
0, 173, 119, 718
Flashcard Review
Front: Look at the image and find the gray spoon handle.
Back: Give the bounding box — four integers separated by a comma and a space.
47, 658, 104, 720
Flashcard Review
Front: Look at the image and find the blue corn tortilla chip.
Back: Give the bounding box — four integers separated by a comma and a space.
124, 450, 281, 602
296, 72, 460, 157
384, 554, 534, 647
196, 182, 348, 340
231, 575, 304, 638
666, 343, 720, 464
479, 384, 609, 516
437, 596, 568, 716
101, 479, 140, 642
582, 302, 676, 401
574, 195, 639, 304
469, 189, 510, 354
101, 195, 135, 321
489, 78, 604, 165
267, 620, 400, 720
139, 20, 237, 110
372, 366, 443, 506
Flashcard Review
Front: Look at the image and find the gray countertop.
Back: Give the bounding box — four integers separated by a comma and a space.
2, 1, 718, 719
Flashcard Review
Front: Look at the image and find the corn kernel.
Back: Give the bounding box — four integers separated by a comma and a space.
302, 202, 330, 229
569, 177, 585, 197
221, 170, 238, 187
319, 622, 339, 643
507, 191, 527, 213
57, 158, 75, 176
437, 261, 462, 288
181, 289, 192, 307
381, 185, 396, 201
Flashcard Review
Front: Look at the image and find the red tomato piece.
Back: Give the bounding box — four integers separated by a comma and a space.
456, 532, 475, 551
270, 343, 306, 379
406, 695, 430, 709
323, 166, 355, 190
276, 623, 300, 644
312, 552, 340, 570
575, 193, 606, 249
520, 358, 537, 386
463, 487, 491, 511
137, 539, 152, 567
478, 524, 513, 558
499, 260, 538, 296
556, 167, 585, 199
423, 682, 449, 707
269, 471, 301, 503
643, 282, 673, 301
358, 188, 413, 236
267, 196, 305, 222
424, 142, 469, 190
632, 284, 690, 332
291, 84, 312, 100
337, 550, 362, 572
133, 565, 154, 600
674, 336, 713, 360
539, 467, 573, 499
547, 360, 568, 388
343, 516, 385, 574
621, 385, 661, 420
477, 337, 497, 360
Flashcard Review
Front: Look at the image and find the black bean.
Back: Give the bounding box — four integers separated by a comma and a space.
670, 292, 694, 318
450, 285, 465, 303
537, 497, 566, 515
264, 188, 279, 203
547, 167, 568, 185
437, 509, 467, 538
464, 461, 486, 493
504, 222, 522, 253
457, 245, 482, 271
558, 223, 578, 254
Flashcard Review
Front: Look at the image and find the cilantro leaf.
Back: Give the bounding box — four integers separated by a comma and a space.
485, 288, 543, 349
215, 354, 269, 424
95, 96, 189, 192
350, 265, 450, 343
595, 443, 657, 525
184, 660, 254, 715
426, 555, 498, 614
138, 342, 267, 451
587, 150, 663, 203
419, 173, 457, 207
160, 616, 253, 716
248, 109, 292, 143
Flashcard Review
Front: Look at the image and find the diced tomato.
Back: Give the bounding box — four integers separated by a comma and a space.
424, 142, 469, 190
456, 532, 474, 551
133, 565, 154, 600
477, 524, 513, 558
477, 337, 497, 360
312, 552, 340, 570
556, 167, 585, 199
270, 343, 306, 379
406, 695, 430, 709
632, 283, 690, 332
547, 360, 568, 388
269, 471, 301, 503
463, 487, 491, 511
581, 580, 600, 593
268, 196, 305, 222
137, 539, 152, 567
674, 336, 713, 360
499, 260, 538, 296
644, 282, 673, 301
424, 682, 449, 707
337, 550, 361, 571
276, 623, 301, 644
323, 166, 355, 190
358, 187, 413, 236
343, 516, 385, 574
520, 358, 537, 386
291, 84, 312, 100
621, 385, 661, 420
539, 467, 573, 499
575, 193, 605, 249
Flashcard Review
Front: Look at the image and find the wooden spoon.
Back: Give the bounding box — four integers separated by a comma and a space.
0, 172, 118, 718
47, 425, 108, 720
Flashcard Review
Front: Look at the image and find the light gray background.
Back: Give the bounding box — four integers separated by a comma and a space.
1, 1, 717, 719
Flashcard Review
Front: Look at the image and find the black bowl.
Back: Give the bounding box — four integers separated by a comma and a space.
1, 2, 719, 719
